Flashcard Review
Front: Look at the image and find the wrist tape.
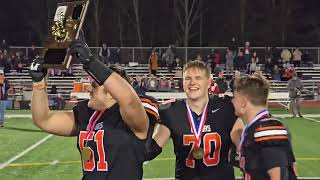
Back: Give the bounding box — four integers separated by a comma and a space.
84, 59, 113, 86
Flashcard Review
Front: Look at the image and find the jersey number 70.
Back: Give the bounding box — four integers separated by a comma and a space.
183, 132, 221, 168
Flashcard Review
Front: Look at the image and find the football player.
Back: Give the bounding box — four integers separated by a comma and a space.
232, 73, 297, 180
145, 60, 244, 180
30, 36, 158, 180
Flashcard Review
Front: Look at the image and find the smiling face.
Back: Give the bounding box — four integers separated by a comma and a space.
183, 67, 211, 101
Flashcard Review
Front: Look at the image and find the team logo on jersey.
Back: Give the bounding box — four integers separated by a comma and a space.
94, 122, 103, 130
211, 108, 220, 114
190, 125, 211, 133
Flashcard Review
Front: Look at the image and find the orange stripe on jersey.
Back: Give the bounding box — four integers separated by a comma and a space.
255, 126, 285, 132
245, 173, 251, 180
145, 108, 159, 120
255, 135, 288, 142
140, 98, 158, 108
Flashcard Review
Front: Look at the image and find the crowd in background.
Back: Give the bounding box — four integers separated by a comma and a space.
1, 37, 320, 101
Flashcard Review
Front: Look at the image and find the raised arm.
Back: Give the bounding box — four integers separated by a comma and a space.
30, 58, 77, 136
69, 37, 148, 139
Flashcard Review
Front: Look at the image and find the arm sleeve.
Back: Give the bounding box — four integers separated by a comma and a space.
261, 147, 288, 170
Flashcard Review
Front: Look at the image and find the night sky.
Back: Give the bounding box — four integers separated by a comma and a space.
1, 0, 320, 47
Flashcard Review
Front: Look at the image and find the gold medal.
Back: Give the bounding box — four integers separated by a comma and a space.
82, 147, 91, 162
192, 147, 204, 159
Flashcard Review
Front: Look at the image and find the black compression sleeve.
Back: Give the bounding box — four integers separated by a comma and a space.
145, 139, 162, 161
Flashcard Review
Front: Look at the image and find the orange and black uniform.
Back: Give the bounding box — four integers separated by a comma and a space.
159, 96, 237, 180
73, 95, 158, 180
240, 115, 297, 180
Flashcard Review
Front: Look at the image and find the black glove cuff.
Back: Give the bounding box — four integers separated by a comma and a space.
84, 59, 113, 86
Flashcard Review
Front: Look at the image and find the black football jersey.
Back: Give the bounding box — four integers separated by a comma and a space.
73, 95, 158, 180
240, 115, 297, 180
159, 96, 237, 180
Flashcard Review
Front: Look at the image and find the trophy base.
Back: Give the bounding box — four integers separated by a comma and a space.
43, 49, 71, 69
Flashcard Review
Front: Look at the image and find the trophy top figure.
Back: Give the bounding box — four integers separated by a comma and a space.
43, 0, 89, 69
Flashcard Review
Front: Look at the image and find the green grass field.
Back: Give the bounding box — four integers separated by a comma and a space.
0, 109, 319, 180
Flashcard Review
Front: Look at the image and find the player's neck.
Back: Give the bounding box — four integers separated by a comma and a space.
187, 97, 209, 115
245, 106, 267, 124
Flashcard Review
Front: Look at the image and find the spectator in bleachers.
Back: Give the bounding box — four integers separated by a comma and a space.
99, 43, 111, 65
235, 51, 246, 72
302, 50, 313, 67
168, 76, 177, 92
148, 47, 158, 76
212, 49, 222, 66
225, 48, 234, 76
215, 72, 228, 93
243, 41, 252, 65
132, 75, 147, 95
287, 72, 303, 118
282, 64, 295, 81
13, 52, 24, 73
213, 64, 223, 77
228, 37, 238, 55
271, 65, 282, 81
264, 57, 273, 75
280, 48, 291, 65
162, 45, 175, 73
265, 46, 272, 63
292, 48, 302, 67
158, 76, 170, 92
0, 70, 10, 127
271, 46, 281, 65
209, 79, 220, 95
229, 70, 241, 92
146, 74, 158, 92
111, 47, 121, 64
249, 51, 259, 74
0, 54, 9, 73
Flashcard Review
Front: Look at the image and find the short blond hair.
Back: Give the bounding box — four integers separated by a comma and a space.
234, 73, 269, 106
183, 60, 211, 78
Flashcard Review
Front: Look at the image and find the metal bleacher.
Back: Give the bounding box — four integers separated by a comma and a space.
5, 64, 320, 101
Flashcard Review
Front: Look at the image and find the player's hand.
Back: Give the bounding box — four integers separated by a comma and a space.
69, 30, 93, 67
29, 58, 47, 82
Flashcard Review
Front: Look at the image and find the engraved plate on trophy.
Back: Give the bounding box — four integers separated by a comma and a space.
43, 0, 89, 69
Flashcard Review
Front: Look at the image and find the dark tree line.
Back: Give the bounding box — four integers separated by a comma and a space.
1, 0, 320, 47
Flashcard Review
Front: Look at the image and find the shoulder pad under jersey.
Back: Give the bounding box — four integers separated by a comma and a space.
139, 95, 159, 122
253, 118, 290, 146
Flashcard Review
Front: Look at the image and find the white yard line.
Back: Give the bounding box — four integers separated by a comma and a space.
0, 134, 53, 170
303, 117, 320, 123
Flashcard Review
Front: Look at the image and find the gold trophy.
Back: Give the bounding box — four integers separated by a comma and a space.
43, 0, 90, 69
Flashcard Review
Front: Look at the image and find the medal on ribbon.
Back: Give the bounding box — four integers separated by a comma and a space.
82, 140, 91, 162
81, 110, 106, 162
186, 102, 208, 160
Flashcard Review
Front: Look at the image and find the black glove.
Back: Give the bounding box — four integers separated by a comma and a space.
69, 37, 93, 68
29, 58, 47, 82
68, 31, 113, 86
228, 144, 240, 168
